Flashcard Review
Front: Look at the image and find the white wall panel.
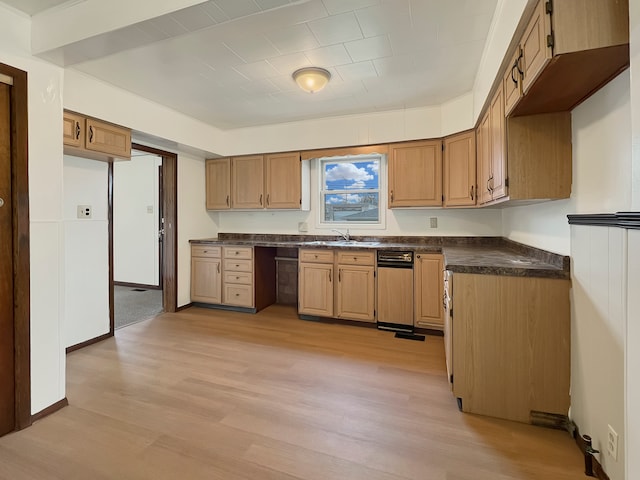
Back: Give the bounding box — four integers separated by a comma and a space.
627, 230, 640, 479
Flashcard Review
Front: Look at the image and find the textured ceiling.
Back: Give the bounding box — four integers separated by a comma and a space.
4, 0, 498, 130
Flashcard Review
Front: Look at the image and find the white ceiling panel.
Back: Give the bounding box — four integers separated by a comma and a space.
8, 0, 500, 129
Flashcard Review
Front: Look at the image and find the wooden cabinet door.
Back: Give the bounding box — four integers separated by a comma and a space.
503, 47, 523, 116
476, 112, 492, 205
232, 155, 264, 209
191, 257, 222, 304
335, 265, 375, 322
443, 131, 476, 207
520, 0, 552, 94
388, 140, 442, 207
206, 158, 231, 210
414, 254, 443, 329
63, 111, 84, 148
265, 152, 301, 209
489, 87, 508, 201
298, 263, 333, 317
377, 267, 413, 326
85, 117, 131, 159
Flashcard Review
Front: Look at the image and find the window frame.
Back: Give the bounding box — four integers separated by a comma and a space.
317, 153, 387, 230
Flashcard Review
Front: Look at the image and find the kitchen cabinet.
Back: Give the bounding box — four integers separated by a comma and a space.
63, 110, 131, 161
507, 0, 629, 117
451, 273, 570, 424
232, 155, 264, 209
388, 140, 442, 207
477, 87, 506, 204
205, 158, 231, 210
191, 244, 276, 312
190, 245, 222, 304
335, 251, 375, 322
265, 152, 302, 209
207, 152, 309, 211
298, 249, 334, 317
414, 253, 443, 329
443, 131, 476, 207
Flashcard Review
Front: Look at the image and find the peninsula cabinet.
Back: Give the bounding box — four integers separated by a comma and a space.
298, 249, 334, 317
414, 253, 443, 329
443, 131, 476, 207
507, 0, 629, 117
388, 140, 442, 207
63, 110, 131, 161
451, 273, 570, 424
205, 158, 231, 210
190, 245, 222, 304
335, 251, 375, 322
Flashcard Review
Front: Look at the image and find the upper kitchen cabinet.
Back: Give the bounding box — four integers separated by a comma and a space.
443, 131, 476, 207
232, 155, 264, 209
63, 110, 131, 161
206, 158, 231, 210
477, 87, 507, 204
507, 0, 629, 117
265, 152, 307, 209
207, 152, 309, 211
388, 140, 442, 208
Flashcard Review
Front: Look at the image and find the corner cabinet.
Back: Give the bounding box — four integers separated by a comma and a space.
443, 131, 476, 207
63, 110, 131, 162
414, 253, 443, 329
451, 273, 570, 424
388, 140, 442, 207
206, 152, 309, 211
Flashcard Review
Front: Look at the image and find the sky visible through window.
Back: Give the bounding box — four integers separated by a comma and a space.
322, 158, 380, 223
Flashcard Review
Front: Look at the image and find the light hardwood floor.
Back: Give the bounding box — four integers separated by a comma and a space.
0, 305, 586, 479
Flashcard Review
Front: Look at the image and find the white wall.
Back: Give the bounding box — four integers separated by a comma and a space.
63, 155, 109, 347
501, 72, 632, 255
113, 154, 161, 286
0, 4, 66, 414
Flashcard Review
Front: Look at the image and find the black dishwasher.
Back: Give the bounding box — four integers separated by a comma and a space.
376, 250, 414, 332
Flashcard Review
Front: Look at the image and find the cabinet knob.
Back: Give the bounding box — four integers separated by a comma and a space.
235, 264, 239, 267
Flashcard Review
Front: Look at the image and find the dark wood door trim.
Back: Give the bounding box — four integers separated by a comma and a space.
0, 62, 31, 430
130, 143, 178, 313
108, 162, 114, 335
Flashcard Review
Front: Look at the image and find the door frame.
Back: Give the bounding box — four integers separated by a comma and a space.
108, 143, 178, 332
0, 62, 31, 430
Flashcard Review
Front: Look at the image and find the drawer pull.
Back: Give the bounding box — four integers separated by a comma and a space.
217, 264, 220, 273
235, 264, 240, 267
235, 293, 240, 297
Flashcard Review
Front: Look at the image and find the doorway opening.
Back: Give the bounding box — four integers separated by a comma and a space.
108, 143, 177, 333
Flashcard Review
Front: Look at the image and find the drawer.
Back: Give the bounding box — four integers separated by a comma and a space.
336, 250, 375, 266
224, 271, 253, 285
299, 249, 334, 264
223, 246, 253, 260
224, 259, 253, 273
191, 245, 221, 258
224, 284, 253, 307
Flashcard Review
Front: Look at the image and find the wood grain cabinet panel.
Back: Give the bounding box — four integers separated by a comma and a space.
298, 261, 334, 318
190, 247, 222, 304
206, 158, 231, 210
520, 0, 552, 94
451, 273, 570, 424
335, 264, 375, 322
388, 140, 442, 207
232, 155, 264, 209
443, 131, 476, 207
63, 110, 131, 161
265, 152, 301, 209
63, 111, 84, 148
414, 253, 443, 329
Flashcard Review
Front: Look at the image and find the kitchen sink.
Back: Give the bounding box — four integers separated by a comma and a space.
303, 240, 380, 247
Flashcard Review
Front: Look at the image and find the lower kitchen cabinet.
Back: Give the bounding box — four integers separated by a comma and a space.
190, 246, 222, 304
451, 273, 570, 424
414, 253, 444, 329
191, 244, 276, 312
335, 251, 375, 322
298, 249, 334, 317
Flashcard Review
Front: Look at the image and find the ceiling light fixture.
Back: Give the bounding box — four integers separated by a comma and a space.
292, 67, 331, 94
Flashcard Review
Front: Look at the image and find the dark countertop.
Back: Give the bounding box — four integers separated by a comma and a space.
190, 234, 570, 279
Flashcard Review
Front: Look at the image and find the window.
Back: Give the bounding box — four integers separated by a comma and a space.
319, 155, 383, 225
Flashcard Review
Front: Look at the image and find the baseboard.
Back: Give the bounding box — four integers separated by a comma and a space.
114, 281, 161, 290
66, 332, 113, 353
176, 302, 194, 312
31, 397, 68, 423
573, 424, 611, 480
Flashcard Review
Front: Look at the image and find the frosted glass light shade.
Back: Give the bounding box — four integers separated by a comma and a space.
292, 67, 331, 93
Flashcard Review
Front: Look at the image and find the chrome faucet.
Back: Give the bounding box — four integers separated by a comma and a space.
331, 228, 350, 241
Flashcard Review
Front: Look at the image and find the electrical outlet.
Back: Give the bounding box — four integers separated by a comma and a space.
77, 205, 92, 219
298, 222, 308, 232
429, 217, 438, 228
607, 424, 618, 461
